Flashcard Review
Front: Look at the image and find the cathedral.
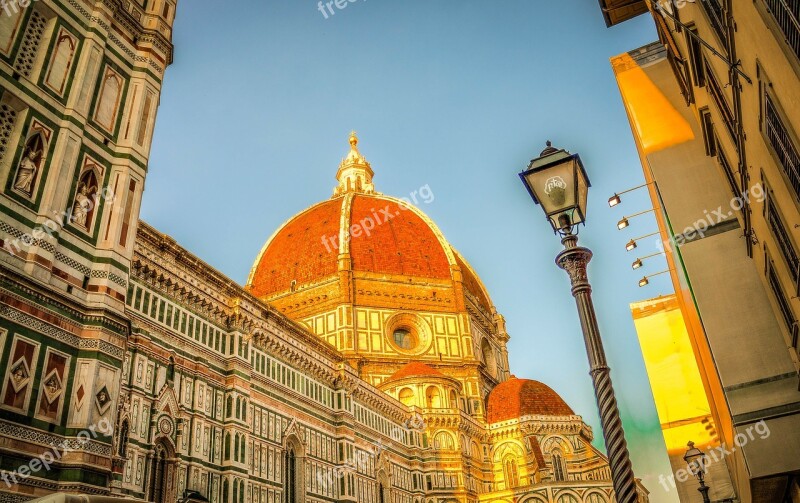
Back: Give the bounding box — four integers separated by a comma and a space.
0, 1, 648, 503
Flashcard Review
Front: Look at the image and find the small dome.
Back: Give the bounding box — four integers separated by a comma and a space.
385, 362, 444, 382
486, 376, 574, 423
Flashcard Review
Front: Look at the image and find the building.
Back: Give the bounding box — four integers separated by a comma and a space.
111, 134, 647, 503
0, 0, 175, 498
0, 4, 649, 503
630, 295, 736, 502
597, 0, 800, 501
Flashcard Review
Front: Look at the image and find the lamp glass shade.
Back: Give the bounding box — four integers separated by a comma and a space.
617, 218, 629, 230
626, 240, 637, 251
632, 259, 643, 270
609, 194, 621, 207
638, 277, 649, 287
683, 442, 707, 476
519, 147, 591, 232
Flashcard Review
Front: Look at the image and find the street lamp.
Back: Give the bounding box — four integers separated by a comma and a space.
638, 269, 671, 287
607, 182, 653, 207
632, 252, 664, 270
617, 208, 658, 230
519, 141, 639, 503
625, 232, 660, 252
684, 441, 711, 503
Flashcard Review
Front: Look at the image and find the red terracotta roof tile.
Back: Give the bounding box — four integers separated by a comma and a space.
486, 377, 574, 423
386, 362, 444, 382
249, 199, 342, 297
350, 195, 451, 279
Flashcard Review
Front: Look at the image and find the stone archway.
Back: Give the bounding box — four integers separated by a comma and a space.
148, 437, 177, 503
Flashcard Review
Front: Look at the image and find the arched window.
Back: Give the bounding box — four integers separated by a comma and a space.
94, 68, 123, 132
379, 482, 385, 503
236, 397, 241, 419
556, 494, 579, 503
241, 399, 247, 421
224, 432, 231, 461
222, 479, 229, 503
148, 441, 172, 503
433, 431, 454, 450
284, 446, 297, 503
398, 387, 414, 406
586, 492, 607, 503
449, 390, 457, 409
471, 441, 481, 459
425, 386, 441, 408
44, 31, 76, 94
503, 456, 519, 489
481, 339, 496, 377
226, 396, 233, 417
117, 420, 129, 457
233, 479, 239, 503
552, 450, 566, 482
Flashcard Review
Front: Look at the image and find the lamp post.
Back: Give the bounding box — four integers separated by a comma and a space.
684, 441, 711, 503
519, 141, 639, 503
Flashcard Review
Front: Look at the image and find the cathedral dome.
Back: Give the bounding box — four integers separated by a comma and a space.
486, 376, 575, 423
246, 133, 494, 318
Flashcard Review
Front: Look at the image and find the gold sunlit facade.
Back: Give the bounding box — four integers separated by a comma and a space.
601, 0, 800, 501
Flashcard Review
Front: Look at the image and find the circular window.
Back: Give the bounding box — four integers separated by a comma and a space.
392, 328, 418, 350
385, 312, 433, 356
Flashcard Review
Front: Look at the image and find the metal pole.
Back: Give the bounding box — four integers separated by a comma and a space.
697, 470, 711, 503
556, 231, 639, 503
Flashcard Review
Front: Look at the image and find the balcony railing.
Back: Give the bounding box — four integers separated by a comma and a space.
764, 0, 800, 62
765, 94, 800, 202
767, 259, 798, 346
766, 194, 800, 287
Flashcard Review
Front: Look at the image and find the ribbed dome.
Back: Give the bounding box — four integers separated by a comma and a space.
246, 133, 495, 316
247, 193, 453, 298
486, 377, 574, 423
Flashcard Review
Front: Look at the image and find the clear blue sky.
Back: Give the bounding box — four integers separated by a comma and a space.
143, 1, 678, 500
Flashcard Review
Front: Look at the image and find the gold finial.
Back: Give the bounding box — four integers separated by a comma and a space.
349, 131, 358, 148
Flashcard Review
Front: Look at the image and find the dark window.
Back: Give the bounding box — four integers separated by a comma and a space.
285, 447, 296, 503
763, 0, 800, 63
764, 93, 800, 202
705, 61, 736, 143
700, 108, 717, 156
717, 141, 739, 198
686, 27, 706, 87
655, 13, 693, 104
117, 420, 129, 456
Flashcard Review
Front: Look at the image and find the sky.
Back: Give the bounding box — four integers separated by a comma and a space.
142, 1, 678, 501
